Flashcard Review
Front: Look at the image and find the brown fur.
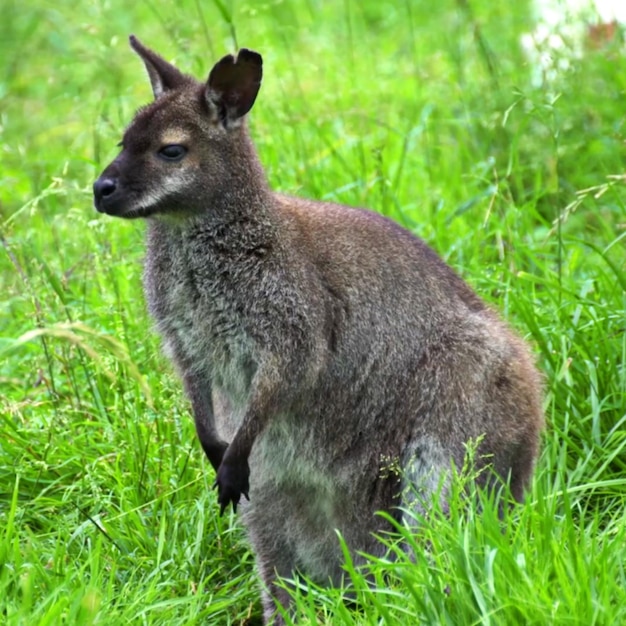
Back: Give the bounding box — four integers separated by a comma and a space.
93, 36, 544, 624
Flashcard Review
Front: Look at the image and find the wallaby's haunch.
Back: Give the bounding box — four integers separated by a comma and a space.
94, 36, 543, 624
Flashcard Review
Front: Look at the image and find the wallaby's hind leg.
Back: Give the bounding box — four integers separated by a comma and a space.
242, 484, 308, 625
243, 478, 350, 624
489, 435, 540, 503
259, 580, 292, 626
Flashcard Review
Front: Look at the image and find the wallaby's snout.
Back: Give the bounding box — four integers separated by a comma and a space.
94, 154, 126, 215
93, 175, 118, 213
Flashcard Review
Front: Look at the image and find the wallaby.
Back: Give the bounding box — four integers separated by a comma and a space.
93, 36, 543, 624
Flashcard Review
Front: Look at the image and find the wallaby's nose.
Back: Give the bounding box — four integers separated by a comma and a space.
93, 177, 117, 211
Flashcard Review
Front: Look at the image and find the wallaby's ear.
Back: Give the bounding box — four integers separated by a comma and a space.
205, 48, 263, 128
129, 35, 190, 99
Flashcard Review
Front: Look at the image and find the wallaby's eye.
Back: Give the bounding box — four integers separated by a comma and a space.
158, 144, 188, 162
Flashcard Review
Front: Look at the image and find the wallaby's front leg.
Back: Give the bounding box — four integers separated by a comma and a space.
182, 371, 229, 473
214, 417, 253, 515
214, 361, 283, 514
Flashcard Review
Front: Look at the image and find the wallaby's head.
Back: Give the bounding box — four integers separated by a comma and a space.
93, 36, 263, 219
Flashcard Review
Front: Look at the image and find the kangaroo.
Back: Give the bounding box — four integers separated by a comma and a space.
93, 36, 543, 624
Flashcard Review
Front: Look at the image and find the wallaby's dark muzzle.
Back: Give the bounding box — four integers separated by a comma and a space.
93, 177, 118, 213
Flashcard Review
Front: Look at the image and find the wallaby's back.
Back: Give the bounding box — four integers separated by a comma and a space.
93, 36, 543, 625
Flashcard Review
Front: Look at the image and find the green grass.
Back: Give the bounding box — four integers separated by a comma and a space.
1, 0, 625, 624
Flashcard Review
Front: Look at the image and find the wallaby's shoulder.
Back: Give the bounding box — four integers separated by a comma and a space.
272, 192, 486, 312
273, 192, 404, 231
272, 191, 445, 261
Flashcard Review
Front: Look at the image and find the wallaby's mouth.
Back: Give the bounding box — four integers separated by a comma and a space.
93, 198, 120, 215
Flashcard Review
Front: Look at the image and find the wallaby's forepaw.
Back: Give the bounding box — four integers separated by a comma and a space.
214, 458, 250, 515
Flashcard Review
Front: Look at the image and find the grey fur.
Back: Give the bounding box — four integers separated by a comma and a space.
93, 36, 544, 624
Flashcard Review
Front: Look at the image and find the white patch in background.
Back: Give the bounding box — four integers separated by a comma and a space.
521, 0, 625, 85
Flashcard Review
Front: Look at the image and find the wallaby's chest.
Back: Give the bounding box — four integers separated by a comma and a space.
143, 226, 258, 397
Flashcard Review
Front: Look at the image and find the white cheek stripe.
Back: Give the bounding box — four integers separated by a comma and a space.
124, 174, 188, 216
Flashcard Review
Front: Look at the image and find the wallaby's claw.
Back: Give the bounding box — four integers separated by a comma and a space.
214, 459, 250, 515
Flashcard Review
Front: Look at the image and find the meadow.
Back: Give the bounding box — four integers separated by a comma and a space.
1, 0, 625, 624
